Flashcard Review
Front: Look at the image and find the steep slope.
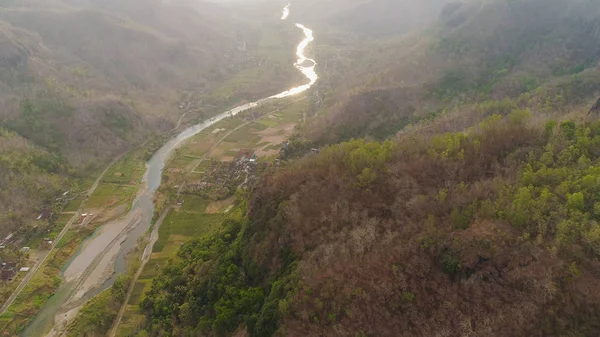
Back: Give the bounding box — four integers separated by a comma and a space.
309, 0, 600, 143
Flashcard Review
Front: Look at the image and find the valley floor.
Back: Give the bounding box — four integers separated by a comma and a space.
112, 97, 308, 336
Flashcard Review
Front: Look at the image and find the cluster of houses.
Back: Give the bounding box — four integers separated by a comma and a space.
0, 262, 18, 282
0, 262, 29, 282
0, 232, 25, 281
0, 190, 72, 281
185, 149, 260, 198
0, 233, 28, 282
278, 140, 320, 162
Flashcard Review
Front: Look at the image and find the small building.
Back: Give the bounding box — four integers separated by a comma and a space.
0, 269, 15, 281
0, 262, 18, 281
3, 233, 14, 244
235, 149, 256, 162
19, 267, 30, 272
37, 208, 53, 220
21, 247, 30, 253
42, 239, 53, 249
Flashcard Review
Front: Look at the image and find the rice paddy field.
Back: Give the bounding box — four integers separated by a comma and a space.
85, 151, 147, 211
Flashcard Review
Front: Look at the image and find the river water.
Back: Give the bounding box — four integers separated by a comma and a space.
23, 4, 317, 336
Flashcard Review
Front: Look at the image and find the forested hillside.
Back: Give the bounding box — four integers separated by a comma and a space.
292, 0, 447, 35
143, 113, 600, 336
0, 0, 240, 168
139, 0, 600, 336
308, 0, 600, 144
0, 128, 66, 236
0, 0, 297, 237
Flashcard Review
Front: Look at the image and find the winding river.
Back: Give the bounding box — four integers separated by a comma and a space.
24, 4, 317, 336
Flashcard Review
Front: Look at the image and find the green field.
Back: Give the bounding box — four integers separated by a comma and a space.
167, 155, 196, 170
222, 126, 263, 144
63, 198, 83, 212
194, 160, 212, 173
250, 121, 270, 131
117, 199, 226, 336
154, 210, 224, 253
179, 136, 218, 158
103, 153, 146, 185
86, 183, 138, 210
114, 305, 145, 337
180, 195, 210, 214
48, 214, 73, 236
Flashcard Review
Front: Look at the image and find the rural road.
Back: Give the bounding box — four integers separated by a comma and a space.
0, 152, 127, 315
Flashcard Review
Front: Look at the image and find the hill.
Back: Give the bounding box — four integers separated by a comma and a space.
291, 0, 448, 36
0, 128, 66, 237
0, 0, 299, 237
139, 0, 600, 336
308, 0, 600, 144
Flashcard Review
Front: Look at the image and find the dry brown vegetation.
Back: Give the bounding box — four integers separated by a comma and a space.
243, 117, 600, 336
142, 114, 600, 336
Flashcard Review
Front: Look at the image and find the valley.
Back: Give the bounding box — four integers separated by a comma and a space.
1, 2, 319, 336
3, 0, 600, 336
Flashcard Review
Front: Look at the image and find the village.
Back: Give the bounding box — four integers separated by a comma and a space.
0, 187, 97, 285
181, 149, 264, 201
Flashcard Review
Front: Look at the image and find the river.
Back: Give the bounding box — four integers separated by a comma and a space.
23, 3, 317, 336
